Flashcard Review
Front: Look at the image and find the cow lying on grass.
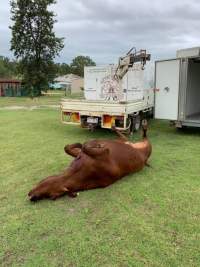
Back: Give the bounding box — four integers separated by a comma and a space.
28, 120, 152, 201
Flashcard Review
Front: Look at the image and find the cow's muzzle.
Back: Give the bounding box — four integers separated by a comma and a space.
28, 192, 38, 202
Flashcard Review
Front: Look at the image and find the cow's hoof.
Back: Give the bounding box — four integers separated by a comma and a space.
145, 162, 152, 168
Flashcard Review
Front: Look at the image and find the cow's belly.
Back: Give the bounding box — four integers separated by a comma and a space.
71, 142, 145, 191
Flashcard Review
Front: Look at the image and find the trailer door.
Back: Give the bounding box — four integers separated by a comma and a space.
155, 59, 180, 120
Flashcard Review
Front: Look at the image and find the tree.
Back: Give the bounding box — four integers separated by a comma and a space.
10, 0, 64, 96
55, 63, 71, 76
0, 56, 18, 78
70, 56, 96, 77
0, 61, 7, 78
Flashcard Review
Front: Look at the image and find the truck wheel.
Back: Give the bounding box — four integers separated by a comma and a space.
133, 115, 141, 132
89, 124, 95, 132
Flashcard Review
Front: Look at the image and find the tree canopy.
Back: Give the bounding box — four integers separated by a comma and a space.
0, 56, 18, 79
54, 63, 71, 76
70, 56, 96, 77
0, 55, 97, 80
10, 0, 64, 96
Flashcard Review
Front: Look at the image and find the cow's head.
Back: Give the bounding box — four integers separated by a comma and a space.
28, 176, 69, 201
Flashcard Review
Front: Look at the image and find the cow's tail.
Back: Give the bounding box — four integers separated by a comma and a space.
142, 119, 148, 139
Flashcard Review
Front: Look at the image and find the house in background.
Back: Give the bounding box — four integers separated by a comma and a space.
54, 74, 84, 94
0, 79, 21, 96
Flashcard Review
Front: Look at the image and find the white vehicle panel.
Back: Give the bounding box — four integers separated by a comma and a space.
84, 64, 145, 102
155, 59, 180, 120
127, 65, 144, 101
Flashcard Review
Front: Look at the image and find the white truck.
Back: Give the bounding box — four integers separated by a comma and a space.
61, 48, 154, 132
155, 47, 200, 128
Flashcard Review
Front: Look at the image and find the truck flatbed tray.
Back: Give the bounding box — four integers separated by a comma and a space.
61, 98, 152, 116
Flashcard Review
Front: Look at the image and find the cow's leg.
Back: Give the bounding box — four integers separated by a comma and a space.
64, 143, 82, 157
111, 126, 128, 141
82, 144, 109, 158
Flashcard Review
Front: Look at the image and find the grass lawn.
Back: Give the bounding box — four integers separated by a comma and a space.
0, 109, 200, 267
0, 91, 84, 108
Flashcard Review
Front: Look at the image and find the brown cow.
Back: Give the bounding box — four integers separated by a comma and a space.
28, 120, 152, 201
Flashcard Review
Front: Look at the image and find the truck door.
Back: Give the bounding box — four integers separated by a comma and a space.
155, 59, 180, 120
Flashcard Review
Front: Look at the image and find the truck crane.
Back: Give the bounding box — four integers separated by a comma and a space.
61, 47, 154, 133
114, 47, 151, 80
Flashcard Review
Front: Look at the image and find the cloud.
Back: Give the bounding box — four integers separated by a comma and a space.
0, 0, 200, 64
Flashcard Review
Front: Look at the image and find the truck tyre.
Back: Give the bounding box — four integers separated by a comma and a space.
89, 124, 95, 132
132, 115, 141, 132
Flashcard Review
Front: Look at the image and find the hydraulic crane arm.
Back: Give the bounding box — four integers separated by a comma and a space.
114, 47, 151, 80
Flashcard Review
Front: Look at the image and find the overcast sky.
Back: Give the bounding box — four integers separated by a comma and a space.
0, 0, 200, 64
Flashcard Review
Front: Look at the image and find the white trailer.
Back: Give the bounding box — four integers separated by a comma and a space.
61, 49, 154, 132
155, 47, 200, 128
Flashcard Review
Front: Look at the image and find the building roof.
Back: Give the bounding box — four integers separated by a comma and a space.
55, 74, 82, 83
0, 78, 21, 83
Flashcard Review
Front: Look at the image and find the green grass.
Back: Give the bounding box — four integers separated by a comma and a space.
0, 91, 84, 107
0, 109, 200, 267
